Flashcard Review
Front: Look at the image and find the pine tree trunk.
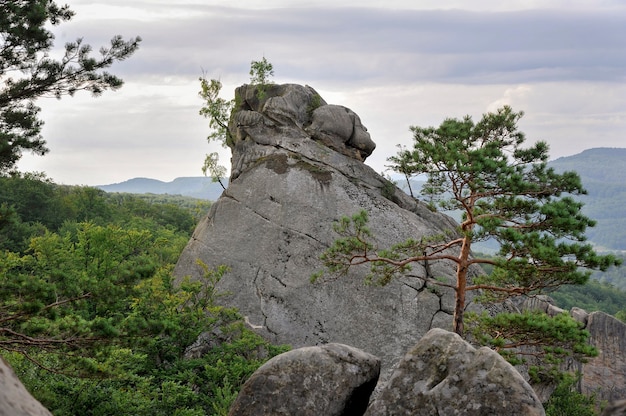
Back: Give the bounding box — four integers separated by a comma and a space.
453, 235, 471, 336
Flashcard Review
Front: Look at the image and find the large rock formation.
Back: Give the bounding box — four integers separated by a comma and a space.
229, 343, 380, 416
174, 83, 479, 373
0, 356, 52, 416
174, 83, 626, 406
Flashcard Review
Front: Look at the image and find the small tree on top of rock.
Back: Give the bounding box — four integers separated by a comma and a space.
315, 106, 619, 375
248, 56, 274, 100
198, 58, 275, 188
198, 76, 233, 189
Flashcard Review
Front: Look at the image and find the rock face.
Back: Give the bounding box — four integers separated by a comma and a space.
174, 84, 481, 373
365, 328, 545, 416
572, 311, 626, 403
601, 399, 626, 416
0, 356, 52, 416
228, 343, 380, 416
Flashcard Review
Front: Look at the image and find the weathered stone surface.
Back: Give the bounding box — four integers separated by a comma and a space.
174, 83, 482, 375
601, 399, 626, 416
365, 328, 545, 416
228, 343, 380, 416
0, 356, 52, 416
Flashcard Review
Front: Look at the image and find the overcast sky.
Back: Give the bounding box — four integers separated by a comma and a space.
15, 0, 626, 186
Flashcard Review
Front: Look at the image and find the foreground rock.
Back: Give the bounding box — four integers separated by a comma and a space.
229, 330, 544, 416
365, 329, 545, 416
174, 83, 480, 374
228, 343, 380, 416
0, 356, 52, 416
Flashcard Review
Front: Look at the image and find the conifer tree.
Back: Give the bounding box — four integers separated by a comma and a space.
0, 0, 141, 172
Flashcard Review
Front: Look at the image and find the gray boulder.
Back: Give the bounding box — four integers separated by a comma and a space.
306, 104, 375, 161
228, 343, 380, 416
365, 328, 545, 416
0, 356, 52, 416
174, 83, 480, 375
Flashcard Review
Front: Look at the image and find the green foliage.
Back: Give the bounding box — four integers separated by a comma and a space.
475, 250, 626, 321
202, 151, 227, 190
466, 311, 597, 382
587, 253, 626, 291
0, 1, 140, 173
249, 56, 274, 100
198, 58, 276, 184
198, 77, 234, 147
0, 173, 207, 253
106, 192, 212, 225
1, 222, 164, 374
198, 76, 232, 186
312, 210, 373, 280
544, 373, 598, 416
0, 175, 287, 414
387, 144, 417, 198
7, 286, 286, 415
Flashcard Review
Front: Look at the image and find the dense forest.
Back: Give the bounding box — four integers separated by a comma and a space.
0, 173, 288, 415
2, 170, 624, 415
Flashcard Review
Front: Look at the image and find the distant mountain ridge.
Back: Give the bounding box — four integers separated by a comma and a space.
97, 177, 226, 201
548, 147, 626, 251
97, 148, 626, 251
549, 147, 626, 184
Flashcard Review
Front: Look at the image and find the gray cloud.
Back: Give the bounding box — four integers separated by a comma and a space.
58, 6, 626, 85
50, 5, 624, 88
17, 2, 626, 185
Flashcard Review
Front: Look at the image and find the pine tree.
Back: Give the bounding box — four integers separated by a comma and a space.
0, 0, 141, 172
315, 106, 619, 371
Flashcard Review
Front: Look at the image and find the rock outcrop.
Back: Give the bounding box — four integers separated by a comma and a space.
228, 343, 380, 416
571, 310, 626, 403
174, 82, 626, 410
174, 83, 480, 373
229, 329, 545, 416
0, 356, 52, 416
